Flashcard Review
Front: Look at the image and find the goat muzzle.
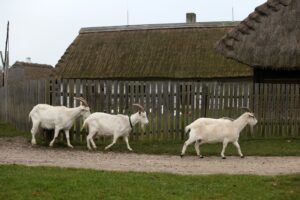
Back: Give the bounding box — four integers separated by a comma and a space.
250, 125, 254, 134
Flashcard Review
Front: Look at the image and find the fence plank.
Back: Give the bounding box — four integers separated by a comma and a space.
169, 82, 175, 140
181, 82, 187, 140
74, 79, 81, 141
150, 82, 156, 141
145, 82, 150, 140
157, 82, 162, 140
175, 82, 180, 140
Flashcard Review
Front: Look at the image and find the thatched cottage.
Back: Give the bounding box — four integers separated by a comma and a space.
55, 15, 252, 82
217, 0, 299, 83
6, 61, 55, 85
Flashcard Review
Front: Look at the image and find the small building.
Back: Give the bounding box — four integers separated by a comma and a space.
55, 15, 252, 82
7, 61, 55, 85
216, 0, 299, 83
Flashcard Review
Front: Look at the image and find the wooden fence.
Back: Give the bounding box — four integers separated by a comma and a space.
0, 79, 299, 141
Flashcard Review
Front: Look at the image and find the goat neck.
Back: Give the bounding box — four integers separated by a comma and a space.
66, 106, 84, 119
129, 112, 141, 127
232, 113, 250, 133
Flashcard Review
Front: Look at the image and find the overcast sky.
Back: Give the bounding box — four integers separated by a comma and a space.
0, 0, 265, 67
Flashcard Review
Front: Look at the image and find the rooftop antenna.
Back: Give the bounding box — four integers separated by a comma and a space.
126, 0, 129, 25
231, 0, 235, 21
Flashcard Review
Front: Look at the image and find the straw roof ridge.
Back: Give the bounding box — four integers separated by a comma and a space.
12, 61, 53, 69
7, 61, 56, 84
216, 0, 299, 69
80, 21, 241, 34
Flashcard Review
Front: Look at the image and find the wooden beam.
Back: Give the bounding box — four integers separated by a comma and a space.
3, 21, 9, 121
0, 51, 4, 67
4, 21, 9, 68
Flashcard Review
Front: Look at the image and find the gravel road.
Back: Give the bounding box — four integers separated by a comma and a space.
1, 137, 299, 175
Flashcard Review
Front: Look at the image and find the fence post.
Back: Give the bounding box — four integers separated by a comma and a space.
201, 84, 208, 117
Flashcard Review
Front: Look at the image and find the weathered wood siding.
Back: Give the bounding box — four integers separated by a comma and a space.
0, 79, 299, 141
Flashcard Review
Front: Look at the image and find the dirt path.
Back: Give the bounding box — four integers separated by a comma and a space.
0, 137, 299, 175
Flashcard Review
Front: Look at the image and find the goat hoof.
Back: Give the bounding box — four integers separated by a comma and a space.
68, 145, 74, 148
180, 154, 184, 158
199, 155, 204, 159
222, 157, 226, 159
241, 156, 245, 158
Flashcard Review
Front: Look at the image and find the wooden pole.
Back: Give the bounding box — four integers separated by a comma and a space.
4, 21, 9, 121
0, 51, 4, 87
0, 51, 4, 67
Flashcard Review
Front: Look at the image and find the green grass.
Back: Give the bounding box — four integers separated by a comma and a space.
1, 121, 300, 156
0, 121, 28, 138
0, 165, 299, 200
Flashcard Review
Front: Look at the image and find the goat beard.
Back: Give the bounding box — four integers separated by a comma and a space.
141, 124, 145, 131
250, 125, 253, 134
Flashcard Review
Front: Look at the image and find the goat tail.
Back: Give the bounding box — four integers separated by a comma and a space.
184, 126, 191, 135
28, 112, 32, 123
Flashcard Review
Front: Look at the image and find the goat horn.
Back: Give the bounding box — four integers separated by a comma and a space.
132, 103, 144, 112
74, 97, 89, 107
240, 107, 252, 113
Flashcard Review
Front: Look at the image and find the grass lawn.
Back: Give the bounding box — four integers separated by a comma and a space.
1, 121, 300, 156
0, 165, 299, 200
0, 121, 28, 138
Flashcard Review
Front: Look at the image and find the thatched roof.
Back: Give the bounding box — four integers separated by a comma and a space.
8, 61, 55, 84
56, 22, 252, 79
216, 0, 299, 70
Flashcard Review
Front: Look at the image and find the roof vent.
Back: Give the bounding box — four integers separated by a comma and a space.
186, 13, 196, 23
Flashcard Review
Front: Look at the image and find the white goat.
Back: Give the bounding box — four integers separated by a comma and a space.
180, 112, 257, 159
29, 97, 91, 148
82, 104, 149, 151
